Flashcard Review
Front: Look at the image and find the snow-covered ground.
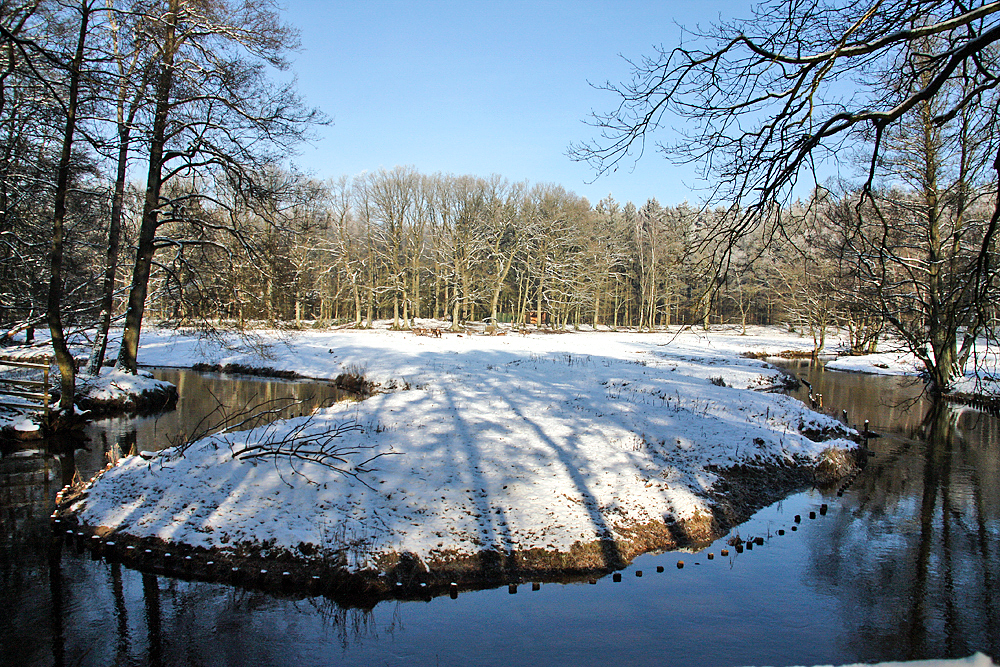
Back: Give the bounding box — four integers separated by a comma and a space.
76, 367, 175, 403
61, 323, 860, 573
825, 350, 925, 375
783, 656, 996, 667
825, 343, 1000, 396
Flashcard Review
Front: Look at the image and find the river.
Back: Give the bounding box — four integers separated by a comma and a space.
1, 364, 997, 666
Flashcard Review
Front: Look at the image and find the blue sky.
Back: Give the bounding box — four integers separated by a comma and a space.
280, 1, 753, 207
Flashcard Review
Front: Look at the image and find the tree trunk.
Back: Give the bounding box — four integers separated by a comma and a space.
613, 282, 620, 329
117, 0, 178, 374
352, 278, 362, 326
411, 263, 420, 322
920, 93, 952, 394
86, 96, 135, 373
48, 2, 91, 411
489, 251, 516, 324
88, 8, 144, 376
460, 265, 472, 322
535, 254, 546, 329
700, 288, 712, 330
365, 283, 373, 327
516, 273, 527, 325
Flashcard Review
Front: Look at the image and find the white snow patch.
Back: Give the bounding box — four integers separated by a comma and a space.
826, 345, 999, 397
77, 326, 858, 570
77, 367, 174, 403
763, 654, 996, 667
826, 351, 924, 375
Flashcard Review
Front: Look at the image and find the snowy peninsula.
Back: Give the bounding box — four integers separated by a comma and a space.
59, 324, 861, 586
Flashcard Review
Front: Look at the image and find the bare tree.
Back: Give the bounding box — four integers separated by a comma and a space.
436, 174, 485, 330
480, 175, 526, 326
115, 0, 321, 373
360, 166, 426, 329
46, 0, 100, 412
573, 0, 1000, 391
86, 0, 151, 374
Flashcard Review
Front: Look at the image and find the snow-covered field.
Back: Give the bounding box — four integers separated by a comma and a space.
62, 324, 860, 573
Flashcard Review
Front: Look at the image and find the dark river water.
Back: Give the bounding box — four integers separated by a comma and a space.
1, 364, 998, 666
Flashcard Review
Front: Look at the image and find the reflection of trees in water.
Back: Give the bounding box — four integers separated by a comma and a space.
0, 450, 64, 665
22, 552, 387, 666
125, 577, 384, 662
314, 596, 385, 651
143, 573, 163, 667
3, 370, 386, 666
808, 400, 1000, 660
781, 360, 930, 436
138, 370, 348, 453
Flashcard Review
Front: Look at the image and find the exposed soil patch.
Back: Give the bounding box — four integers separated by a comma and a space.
705, 448, 862, 534
332, 371, 376, 396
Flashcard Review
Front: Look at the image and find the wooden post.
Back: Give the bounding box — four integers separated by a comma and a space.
43, 363, 50, 422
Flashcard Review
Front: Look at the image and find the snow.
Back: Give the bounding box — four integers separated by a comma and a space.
76, 367, 175, 404
826, 350, 924, 375
74, 324, 858, 571
825, 344, 1000, 396
774, 655, 996, 667
126, 323, 837, 378
11, 416, 39, 432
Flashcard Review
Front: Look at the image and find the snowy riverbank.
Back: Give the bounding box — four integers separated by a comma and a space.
825, 346, 1000, 397
54, 324, 863, 583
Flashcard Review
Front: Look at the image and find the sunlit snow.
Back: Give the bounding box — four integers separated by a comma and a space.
75, 324, 858, 569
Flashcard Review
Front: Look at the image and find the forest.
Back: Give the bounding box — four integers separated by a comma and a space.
2, 0, 1000, 410
19, 164, 993, 348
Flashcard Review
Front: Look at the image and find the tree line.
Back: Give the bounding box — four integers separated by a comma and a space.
127, 167, 774, 333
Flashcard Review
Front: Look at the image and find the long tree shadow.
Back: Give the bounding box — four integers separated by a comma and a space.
485, 376, 626, 570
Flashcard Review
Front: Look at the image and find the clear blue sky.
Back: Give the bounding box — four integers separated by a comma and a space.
280, 1, 753, 208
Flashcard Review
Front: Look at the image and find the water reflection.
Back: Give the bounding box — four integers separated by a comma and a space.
778, 358, 930, 435
816, 401, 999, 660
776, 361, 1000, 661
75, 370, 349, 482
1, 370, 350, 666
